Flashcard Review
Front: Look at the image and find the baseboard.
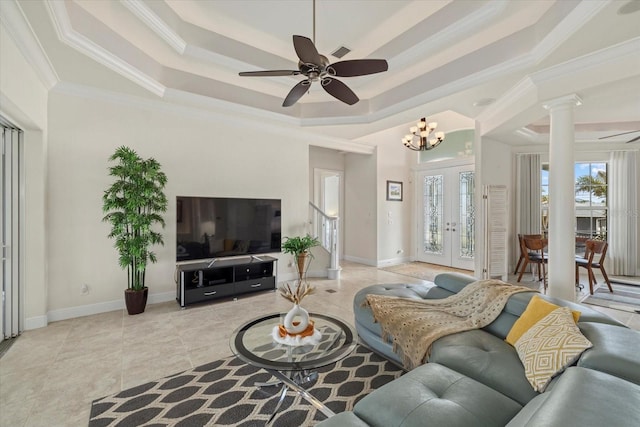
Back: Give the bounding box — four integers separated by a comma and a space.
344, 255, 377, 266
24, 315, 48, 330
611, 276, 640, 286
277, 269, 328, 284
377, 256, 411, 268
44, 291, 176, 325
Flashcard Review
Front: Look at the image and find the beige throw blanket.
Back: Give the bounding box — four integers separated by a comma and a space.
365, 279, 533, 370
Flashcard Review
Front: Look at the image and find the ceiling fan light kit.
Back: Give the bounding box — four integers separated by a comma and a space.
403, 118, 445, 151
238, 1, 388, 107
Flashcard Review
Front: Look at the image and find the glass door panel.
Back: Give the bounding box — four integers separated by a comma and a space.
417, 165, 474, 270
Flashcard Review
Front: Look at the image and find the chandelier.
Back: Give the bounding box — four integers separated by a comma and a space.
402, 118, 445, 151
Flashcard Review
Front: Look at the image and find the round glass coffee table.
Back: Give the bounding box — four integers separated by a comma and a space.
230, 312, 357, 424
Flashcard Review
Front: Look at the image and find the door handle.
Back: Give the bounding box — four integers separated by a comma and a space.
204, 291, 217, 296
251, 283, 262, 288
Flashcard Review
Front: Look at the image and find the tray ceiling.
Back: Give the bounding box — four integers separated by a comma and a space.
4, 0, 640, 144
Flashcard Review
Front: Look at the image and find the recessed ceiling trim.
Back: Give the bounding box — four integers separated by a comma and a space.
533, 37, 640, 84
477, 76, 538, 135
384, 1, 507, 73
531, 0, 610, 62
479, 35, 640, 136
121, 0, 186, 54
45, 0, 166, 97
1, 0, 59, 89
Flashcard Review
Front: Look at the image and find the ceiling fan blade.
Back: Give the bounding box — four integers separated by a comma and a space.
293, 35, 322, 65
282, 80, 311, 107
239, 70, 300, 77
627, 135, 640, 143
598, 130, 640, 139
321, 77, 359, 105
328, 59, 389, 77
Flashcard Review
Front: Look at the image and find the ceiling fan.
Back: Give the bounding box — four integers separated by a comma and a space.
238, 1, 388, 107
598, 130, 640, 143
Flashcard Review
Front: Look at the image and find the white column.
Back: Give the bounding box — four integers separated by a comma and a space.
544, 94, 582, 301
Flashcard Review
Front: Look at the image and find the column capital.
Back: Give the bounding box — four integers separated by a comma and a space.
543, 94, 583, 111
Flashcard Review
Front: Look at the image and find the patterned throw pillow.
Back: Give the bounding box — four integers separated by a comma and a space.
515, 307, 592, 392
505, 295, 581, 345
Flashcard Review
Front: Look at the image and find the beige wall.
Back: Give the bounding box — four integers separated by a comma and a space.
371, 128, 414, 266
0, 22, 49, 329
45, 89, 310, 319
344, 152, 377, 265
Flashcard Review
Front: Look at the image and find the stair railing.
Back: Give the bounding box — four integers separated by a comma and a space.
309, 202, 341, 279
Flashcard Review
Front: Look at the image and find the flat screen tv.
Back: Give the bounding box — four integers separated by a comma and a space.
176, 196, 281, 262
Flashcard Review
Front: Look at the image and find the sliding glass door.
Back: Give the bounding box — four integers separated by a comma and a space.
1, 120, 23, 340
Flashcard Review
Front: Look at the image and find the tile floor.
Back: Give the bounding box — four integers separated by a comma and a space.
0, 261, 638, 427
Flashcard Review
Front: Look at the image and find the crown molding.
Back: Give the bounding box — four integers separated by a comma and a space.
533, 37, 640, 84
121, 0, 186, 54
542, 93, 583, 111
0, 0, 59, 89
531, 0, 610, 63
514, 127, 545, 142
478, 34, 639, 137
388, 1, 507, 72
476, 76, 538, 132
45, 0, 165, 97
52, 82, 375, 155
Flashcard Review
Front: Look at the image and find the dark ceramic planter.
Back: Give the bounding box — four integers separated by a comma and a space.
124, 287, 148, 315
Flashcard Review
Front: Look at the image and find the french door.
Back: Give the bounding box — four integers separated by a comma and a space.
417, 165, 475, 270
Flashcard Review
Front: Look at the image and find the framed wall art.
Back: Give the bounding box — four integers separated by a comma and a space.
386, 180, 403, 201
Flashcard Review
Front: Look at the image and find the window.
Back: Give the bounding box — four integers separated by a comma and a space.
541, 162, 608, 246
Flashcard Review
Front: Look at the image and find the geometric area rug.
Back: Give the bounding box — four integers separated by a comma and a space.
582, 282, 640, 314
88, 344, 404, 427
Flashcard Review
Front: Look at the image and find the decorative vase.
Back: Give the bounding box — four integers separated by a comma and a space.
124, 287, 148, 315
296, 252, 308, 281
283, 304, 309, 334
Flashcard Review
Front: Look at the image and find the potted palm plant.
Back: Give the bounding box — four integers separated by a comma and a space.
102, 146, 168, 315
282, 234, 320, 281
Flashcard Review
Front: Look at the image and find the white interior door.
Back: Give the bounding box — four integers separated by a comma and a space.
417, 165, 475, 270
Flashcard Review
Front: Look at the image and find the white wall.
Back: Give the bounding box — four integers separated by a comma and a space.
374, 130, 414, 266
45, 88, 311, 319
0, 22, 49, 329
344, 152, 377, 265
480, 137, 513, 272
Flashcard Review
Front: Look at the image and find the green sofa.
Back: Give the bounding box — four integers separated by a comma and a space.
317, 273, 640, 426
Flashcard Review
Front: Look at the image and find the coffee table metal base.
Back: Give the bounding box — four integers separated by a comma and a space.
260, 369, 335, 425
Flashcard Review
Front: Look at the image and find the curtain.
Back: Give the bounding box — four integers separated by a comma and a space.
516, 154, 542, 234
609, 151, 638, 276
515, 154, 541, 271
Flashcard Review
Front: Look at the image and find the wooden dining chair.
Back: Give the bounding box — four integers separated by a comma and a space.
575, 239, 613, 295
517, 236, 548, 291
515, 234, 543, 276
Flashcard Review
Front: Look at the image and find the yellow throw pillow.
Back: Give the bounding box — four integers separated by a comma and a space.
515, 307, 592, 392
505, 295, 581, 345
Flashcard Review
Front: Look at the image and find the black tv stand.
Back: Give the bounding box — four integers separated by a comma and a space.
176, 256, 277, 308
